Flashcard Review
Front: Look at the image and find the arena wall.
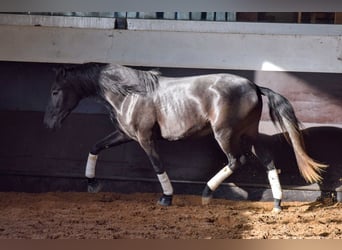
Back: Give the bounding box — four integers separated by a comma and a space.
0, 14, 341, 201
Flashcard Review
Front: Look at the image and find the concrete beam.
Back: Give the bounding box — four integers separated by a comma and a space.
0, 15, 341, 73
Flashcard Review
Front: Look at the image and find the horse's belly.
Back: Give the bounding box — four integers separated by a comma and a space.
155, 88, 210, 140
158, 114, 209, 140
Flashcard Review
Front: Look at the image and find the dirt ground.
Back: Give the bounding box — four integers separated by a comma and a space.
0, 192, 341, 239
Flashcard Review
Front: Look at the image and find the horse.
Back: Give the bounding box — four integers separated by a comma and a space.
44, 63, 327, 212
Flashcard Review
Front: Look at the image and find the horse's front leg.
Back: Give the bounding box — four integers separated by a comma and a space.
85, 130, 132, 192
138, 138, 173, 206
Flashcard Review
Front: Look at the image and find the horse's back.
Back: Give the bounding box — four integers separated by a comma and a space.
154, 74, 261, 140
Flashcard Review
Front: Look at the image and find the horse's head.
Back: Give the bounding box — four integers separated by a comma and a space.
44, 68, 81, 129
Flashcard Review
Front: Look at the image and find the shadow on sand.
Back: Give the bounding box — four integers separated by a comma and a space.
256, 126, 342, 201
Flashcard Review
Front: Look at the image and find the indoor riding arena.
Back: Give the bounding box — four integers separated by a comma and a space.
0, 12, 342, 239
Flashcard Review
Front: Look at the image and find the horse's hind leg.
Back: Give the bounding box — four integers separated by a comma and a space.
86, 130, 132, 192
202, 130, 244, 205
202, 153, 242, 205
253, 136, 283, 213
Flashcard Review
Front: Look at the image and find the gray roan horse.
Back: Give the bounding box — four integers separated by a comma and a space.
44, 63, 327, 212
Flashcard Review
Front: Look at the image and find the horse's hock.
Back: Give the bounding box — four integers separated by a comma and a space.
0, 61, 342, 203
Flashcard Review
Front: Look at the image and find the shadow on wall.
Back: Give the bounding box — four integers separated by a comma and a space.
254, 126, 342, 200
253, 70, 342, 125
147, 125, 342, 202
0, 61, 341, 201
265, 127, 342, 186
0, 109, 341, 202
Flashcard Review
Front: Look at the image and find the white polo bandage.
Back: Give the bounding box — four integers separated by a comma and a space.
207, 165, 233, 191
85, 153, 98, 178
268, 169, 283, 200
157, 172, 173, 195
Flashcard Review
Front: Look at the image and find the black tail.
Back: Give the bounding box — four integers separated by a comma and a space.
258, 86, 327, 183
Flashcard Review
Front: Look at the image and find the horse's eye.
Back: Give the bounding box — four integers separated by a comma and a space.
52, 90, 59, 96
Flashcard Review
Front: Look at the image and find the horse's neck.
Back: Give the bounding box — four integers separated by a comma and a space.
69, 70, 102, 98
101, 90, 127, 116
69, 83, 96, 103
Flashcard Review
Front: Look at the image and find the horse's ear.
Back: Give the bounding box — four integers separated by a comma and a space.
53, 67, 66, 78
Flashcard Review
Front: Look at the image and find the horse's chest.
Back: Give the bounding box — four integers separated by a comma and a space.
105, 94, 142, 138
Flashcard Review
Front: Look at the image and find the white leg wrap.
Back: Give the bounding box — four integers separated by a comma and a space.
157, 172, 173, 195
207, 165, 233, 191
85, 153, 98, 178
268, 169, 283, 200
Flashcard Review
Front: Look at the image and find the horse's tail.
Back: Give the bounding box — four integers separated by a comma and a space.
258, 86, 328, 183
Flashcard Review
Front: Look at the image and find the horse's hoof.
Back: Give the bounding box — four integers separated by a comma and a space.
202, 184, 213, 205
158, 194, 173, 206
272, 207, 282, 214
202, 196, 212, 205
87, 178, 102, 193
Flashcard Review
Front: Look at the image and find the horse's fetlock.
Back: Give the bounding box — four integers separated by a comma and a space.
87, 178, 102, 193
202, 185, 213, 197
273, 198, 282, 212
272, 207, 282, 214
202, 196, 213, 205
202, 185, 214, 205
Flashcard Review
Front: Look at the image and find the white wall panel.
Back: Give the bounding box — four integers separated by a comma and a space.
0, 16, 341, 73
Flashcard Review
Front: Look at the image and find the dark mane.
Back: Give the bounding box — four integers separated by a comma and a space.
56, 63, 160, 97
99, 64, 160, 96
55, 63, 107, 97
54, 63, 161, 98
